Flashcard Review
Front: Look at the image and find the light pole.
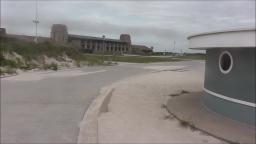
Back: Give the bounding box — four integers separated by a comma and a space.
33, 0, 39, 43
172, 40, 176, 55
102, 35, 105, 63
0, 0, 1, 28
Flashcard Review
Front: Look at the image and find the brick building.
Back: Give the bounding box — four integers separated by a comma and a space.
51, 24, 152, 55
1, 24, 153, 55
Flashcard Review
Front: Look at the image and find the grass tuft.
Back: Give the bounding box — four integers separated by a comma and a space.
169, 93, 180, 97
169, 90, 190, 97
179, 120, 190, 128
181, 90, 190, 94
161, 104, 167, 109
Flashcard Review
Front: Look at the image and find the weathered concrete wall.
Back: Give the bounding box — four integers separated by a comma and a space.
3, 34, 50, 43
0, 28, 6, 36
70, 39, 81, 49
51, 24, 68, 44
120, 34, 132, 53
120, 34, 131, 44
204, 48, 255, 125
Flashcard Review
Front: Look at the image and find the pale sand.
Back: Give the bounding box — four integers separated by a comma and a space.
98, 68, 225, 143
3, 69, 106, 82
143, 65, 185, 71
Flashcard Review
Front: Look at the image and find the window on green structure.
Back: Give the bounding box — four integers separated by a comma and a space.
219, 51, 233, 74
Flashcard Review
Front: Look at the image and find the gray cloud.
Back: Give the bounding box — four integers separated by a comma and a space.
1, 0, 255, 52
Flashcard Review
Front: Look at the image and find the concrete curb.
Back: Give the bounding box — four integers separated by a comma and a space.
0, 73, 18, 78
77, 86, 115, 144
166, 92, 255, 144
0, 66, 80, 79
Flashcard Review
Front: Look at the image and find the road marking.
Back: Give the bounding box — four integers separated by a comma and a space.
203, 87, 256, 107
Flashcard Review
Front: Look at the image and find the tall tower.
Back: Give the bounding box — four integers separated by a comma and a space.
120, 34, 131, 53
120, 34, 131, 44
51, 24, 68, 45
0, 28, 6, 37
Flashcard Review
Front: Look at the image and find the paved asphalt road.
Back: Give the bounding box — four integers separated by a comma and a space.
1, 61, 204, 144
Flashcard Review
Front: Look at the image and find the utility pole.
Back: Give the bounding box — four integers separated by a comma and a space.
173, 40, 176, 53
33, 0, 39, 43
102, 35, 105, 63
0, 0, 2, 28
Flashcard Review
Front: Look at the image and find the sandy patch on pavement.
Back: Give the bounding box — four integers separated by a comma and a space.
3, 69, 106, 82
143, 65, 186, 71
97, 67, 225, 143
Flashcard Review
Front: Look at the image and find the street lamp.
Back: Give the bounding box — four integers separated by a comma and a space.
102, 35, 105, 63
33, 20, 39, 43
102, 35, 105, 49
173, 40, 176, 55
33, 0, 39, 43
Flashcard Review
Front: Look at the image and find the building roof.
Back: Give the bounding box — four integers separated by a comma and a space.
132, 44, 151, 50
188, 28, 256, 50
0, 28, 6, 36
68, 34, 126, 43
4, 34, 50, 42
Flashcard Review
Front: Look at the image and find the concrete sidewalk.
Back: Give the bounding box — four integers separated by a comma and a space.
166, 92, 256, 144
79, 63, 255, 143
91, 65, 225, 143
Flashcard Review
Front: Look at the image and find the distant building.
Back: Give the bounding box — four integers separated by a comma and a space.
51, 24, 68, 45
1, 24, 152, 55
131, 45, 153, 55
0, 28, 49, 43
0, 28, 6, 36
188, 29, 256, 125
51, 24, 152, 55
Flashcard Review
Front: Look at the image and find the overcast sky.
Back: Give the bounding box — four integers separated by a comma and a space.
1, 0, 255, 52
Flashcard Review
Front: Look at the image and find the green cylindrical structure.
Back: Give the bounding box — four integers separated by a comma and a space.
188, 29, 256, 125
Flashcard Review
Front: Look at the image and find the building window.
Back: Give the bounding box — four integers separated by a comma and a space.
219, 51, 233, 74
81, 41, 85, 48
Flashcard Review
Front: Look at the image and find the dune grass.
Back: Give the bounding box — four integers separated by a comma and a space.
0, 37, 205, 75
0, 37, 104, 75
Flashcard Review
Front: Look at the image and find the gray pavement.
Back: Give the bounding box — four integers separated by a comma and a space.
1, 61, 202, 143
